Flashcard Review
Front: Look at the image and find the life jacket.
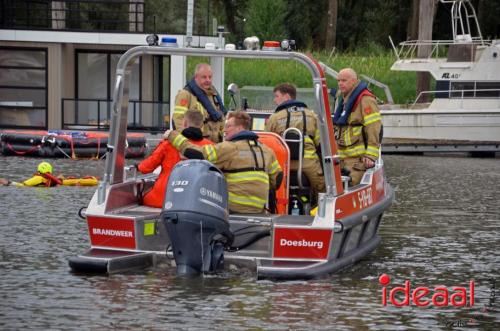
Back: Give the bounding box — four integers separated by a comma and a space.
333, 81, 374, 125
185, 79, 226, 122
40, 172, 63, 187
273, 100, 319, 160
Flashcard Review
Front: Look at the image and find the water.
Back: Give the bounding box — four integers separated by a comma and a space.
0, 155, 499, 330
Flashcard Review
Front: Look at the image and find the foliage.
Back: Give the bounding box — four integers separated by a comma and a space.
187, 50, 416, 105
243, 0, 287, 41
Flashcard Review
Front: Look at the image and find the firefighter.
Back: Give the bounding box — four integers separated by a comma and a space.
137, 109, 213, 208
333, 68, 382, 185
165, 110, 283, 214
172, 63, 226, 143
265, 83, 325, 196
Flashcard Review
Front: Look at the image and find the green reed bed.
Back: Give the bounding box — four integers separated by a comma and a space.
187, 51, 418, 105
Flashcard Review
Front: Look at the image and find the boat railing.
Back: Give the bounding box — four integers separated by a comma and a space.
412, 88, 500, 107
319, 62, 394, 104
389, 37, 491, 61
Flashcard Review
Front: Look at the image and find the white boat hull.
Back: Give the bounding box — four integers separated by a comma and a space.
381, 108, 500, 142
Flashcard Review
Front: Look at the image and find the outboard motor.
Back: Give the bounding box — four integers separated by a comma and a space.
160, 160, 233, 276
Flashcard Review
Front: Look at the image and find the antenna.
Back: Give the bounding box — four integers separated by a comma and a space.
186, 0, 194, 47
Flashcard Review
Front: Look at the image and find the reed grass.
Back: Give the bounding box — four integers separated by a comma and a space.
187, 50, 418, 105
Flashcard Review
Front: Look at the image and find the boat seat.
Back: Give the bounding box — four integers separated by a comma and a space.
282, 128, 313, 215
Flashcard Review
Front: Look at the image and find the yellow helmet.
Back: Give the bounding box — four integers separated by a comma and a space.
38, 161, 53, 174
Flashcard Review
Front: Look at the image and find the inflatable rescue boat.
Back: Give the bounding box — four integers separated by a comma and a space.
0, 130, 147, 159
68, 46, 393, 279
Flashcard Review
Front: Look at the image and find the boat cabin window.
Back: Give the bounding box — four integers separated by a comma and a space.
450, 81, 500, 98
437, 81, 500, 99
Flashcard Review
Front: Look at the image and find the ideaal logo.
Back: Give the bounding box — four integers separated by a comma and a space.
379, 274, 475, 307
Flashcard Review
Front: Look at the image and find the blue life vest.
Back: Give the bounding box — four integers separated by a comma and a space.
185, 79, 227, 121
333, 81, 370, 125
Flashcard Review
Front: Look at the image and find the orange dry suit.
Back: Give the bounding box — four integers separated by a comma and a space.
138, 127, 213, 208
169, 130, 283, 214
333, 81, 382, 185
172, 79, 226, 143
265, 100, 325, 195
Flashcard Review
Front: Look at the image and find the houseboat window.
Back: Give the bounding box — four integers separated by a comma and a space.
76, 51, 141, 128
0, 47, 47, 129
153, 56, 171, 129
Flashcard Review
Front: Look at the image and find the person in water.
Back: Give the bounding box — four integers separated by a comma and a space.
333, 68, 382, 185
0, 161, 62, 187
136, 109, 214, 208
172, 63, 226, 143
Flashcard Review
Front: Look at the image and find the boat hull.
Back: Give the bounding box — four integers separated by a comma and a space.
68, 167, 394, 279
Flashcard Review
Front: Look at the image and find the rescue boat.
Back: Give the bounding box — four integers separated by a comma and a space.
68, 46, 394, 279
0, 130, 147, 159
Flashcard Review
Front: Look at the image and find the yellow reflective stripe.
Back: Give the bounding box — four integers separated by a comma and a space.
204, 145, 217, 162
363, 113, 381, 125
314, 129, 320, 145
228, 192, 266, 209
366, 145, 380, 158
338, 145, 366, 158
304, 136, 314, 144
344, 128, 352, 146
226, 171, 269, 184
304, 149, 318, 159
269, 160, 281, 175
173, 106, 188, 115
352, 126, 362, 136
196, 101, 205, 112
172, 134, 188, 149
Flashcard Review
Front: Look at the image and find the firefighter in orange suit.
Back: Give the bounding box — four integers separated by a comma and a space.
138, 109, 213, 208
172, 63, 226, 143
165, 111, 283, 214
333, 68, 382, 185
265, 83, 325, 196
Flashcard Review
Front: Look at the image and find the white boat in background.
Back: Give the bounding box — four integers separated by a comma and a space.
380, 0, 500, 153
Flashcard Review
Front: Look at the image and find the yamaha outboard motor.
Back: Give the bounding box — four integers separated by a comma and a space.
160, 160, 233, 276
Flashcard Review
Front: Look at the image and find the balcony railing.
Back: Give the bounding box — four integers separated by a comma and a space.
0, 0, 144, 33
62, 98, 169, 132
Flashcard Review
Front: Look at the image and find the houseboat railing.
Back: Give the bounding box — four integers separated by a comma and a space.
62, 98, 169, 131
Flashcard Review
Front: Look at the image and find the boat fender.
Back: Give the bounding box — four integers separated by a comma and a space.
78, 207, 86, 220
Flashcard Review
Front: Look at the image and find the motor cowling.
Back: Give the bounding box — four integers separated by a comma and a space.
160, 160, 233, 276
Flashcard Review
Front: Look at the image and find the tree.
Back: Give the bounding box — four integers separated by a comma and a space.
324, 0, 338, 50
244, 0, 286, 41
416, 0, 436, 103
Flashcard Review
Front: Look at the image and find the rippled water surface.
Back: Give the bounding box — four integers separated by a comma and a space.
0, 155, 499, 330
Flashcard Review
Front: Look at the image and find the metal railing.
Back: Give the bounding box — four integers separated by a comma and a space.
0, 0, 144, 32
62, 98, 169, 131
412, 88, 500, 107
389, 38, 491, 62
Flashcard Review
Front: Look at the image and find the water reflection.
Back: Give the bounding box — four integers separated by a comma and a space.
0, 155, 498, 330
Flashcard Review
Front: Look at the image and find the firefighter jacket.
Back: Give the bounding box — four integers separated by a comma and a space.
172, 85, 225, 143
169, 130, 283, 214
265, 100, 321, 160
139, 127, 213, 208
333, 81, 382, 161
